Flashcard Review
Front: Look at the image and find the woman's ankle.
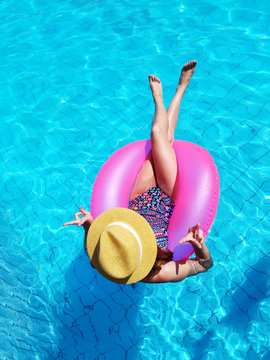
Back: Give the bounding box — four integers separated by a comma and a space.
153, 94, 164, 105
176, 84, 186, 94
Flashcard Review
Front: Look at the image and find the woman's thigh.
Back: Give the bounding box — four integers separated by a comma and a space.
129, 136, 177, 201
151, 127, 177, 199
129, 152, 157, 201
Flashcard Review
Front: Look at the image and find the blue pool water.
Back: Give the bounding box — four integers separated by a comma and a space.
1, 0, 269, 359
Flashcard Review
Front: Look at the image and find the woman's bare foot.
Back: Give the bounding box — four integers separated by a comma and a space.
178, 60, 197, 90
149, 75, 163, 103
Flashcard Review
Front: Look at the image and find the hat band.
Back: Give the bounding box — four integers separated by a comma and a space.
104, 221, 142, 263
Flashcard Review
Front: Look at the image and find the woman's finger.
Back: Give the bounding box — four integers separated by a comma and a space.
75, 212, 83, 220
178, 237, 202, 249
194, 229, 204, 242
189, 224, 198, 233
178, 235, 192, 244
190, 224, 200, 238
197, 229, 204, 239
178, 239, 186, 245
78, 217, 88, 227
63, 220, 79, 226
190, 239, 202, 249
79, 207, 89, 215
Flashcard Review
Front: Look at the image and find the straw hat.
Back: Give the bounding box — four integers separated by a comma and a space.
86, 208, 157, 284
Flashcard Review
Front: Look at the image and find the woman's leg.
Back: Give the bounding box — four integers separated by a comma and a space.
167, 60, 197, 143
130, 61, 197, 200
149, 75, 177, 198
129, 75, 174, 201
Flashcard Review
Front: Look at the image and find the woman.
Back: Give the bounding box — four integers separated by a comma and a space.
64, 60, 213, 283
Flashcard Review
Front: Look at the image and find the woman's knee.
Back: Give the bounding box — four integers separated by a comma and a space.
168, 132, 174, 145
151, 126, 173, 145
151, 125, 166, 142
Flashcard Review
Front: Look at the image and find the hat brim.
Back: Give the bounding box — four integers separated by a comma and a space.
87, 208, 157, 284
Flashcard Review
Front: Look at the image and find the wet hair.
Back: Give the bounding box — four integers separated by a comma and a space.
148, 246, 173, 278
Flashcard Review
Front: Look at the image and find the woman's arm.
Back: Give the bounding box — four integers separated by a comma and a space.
64, 206, 93, 254
145, 255, 212, 283
144, 224, 213, 283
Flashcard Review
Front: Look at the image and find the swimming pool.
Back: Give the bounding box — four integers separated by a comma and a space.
0, 0, 269, 358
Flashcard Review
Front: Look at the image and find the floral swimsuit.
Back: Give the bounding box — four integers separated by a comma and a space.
128, 186, 175, 249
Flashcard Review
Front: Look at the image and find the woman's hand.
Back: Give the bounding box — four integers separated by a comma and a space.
63, 207, 94, 231
178, 223, 205, 250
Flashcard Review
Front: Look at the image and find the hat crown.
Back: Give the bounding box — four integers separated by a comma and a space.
87, 208, 157, 284
98, 223, 141, 279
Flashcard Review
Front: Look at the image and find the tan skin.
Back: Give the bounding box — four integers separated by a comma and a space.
64, 61, 213, 283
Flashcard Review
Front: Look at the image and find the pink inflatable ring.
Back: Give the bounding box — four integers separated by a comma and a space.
91, 140, 219, 261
